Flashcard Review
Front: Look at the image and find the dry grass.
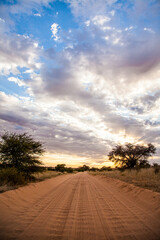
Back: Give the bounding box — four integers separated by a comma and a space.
0, 170, 62, 193
0, 185, 16, 193
90, 168, 160, 192
33, 171, 62, 181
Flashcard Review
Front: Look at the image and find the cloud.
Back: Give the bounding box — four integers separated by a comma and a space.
29, 10, 160, 144
34, 13, 41, 17
0, 18, 5, 22
0, 31, 41, 75
66, 0, 117, 19
0, 92, 110, 159
123, 90, 160, 115
8, 77, 26, 87
0, 0, 52, 18
51, 23, 60, 41
0, 0, 160, 164
92, 15, 111, 26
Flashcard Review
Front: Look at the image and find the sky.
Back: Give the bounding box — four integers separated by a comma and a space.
0, 0, 160, 167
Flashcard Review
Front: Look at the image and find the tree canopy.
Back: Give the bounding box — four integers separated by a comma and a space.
0, 132, 44, 173
108, 143, 156, 169
55, 164, 66, 172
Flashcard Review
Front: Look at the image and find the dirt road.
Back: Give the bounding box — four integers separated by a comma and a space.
0, 172, 160, 240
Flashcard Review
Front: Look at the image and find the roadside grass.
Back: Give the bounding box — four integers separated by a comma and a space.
0, 168, 62, 193
0, 168, 26, 185
33, 171, 62, 181
90, 168, 160, 193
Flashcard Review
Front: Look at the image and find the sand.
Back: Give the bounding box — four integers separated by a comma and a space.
0, 172, 160, 240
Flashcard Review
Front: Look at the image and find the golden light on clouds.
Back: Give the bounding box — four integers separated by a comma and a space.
41, 153, 91, 167
116, 131, 137, 145
40, 152, 114, 168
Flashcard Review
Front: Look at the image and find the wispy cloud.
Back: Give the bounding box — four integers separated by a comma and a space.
34, 13, 41, 17
51, 23, 60, 41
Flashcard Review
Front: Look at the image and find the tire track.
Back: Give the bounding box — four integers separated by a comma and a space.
88, 174, 160, 240
16, 174, 81, 240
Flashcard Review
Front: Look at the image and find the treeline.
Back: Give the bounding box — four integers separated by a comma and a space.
47, 163, 160, 174
48, 164, 113, 173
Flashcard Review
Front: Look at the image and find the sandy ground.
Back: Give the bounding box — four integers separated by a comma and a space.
0, 172, 160, 240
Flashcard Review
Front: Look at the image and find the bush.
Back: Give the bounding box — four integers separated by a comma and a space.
55, 164, 66, 172
66, 167, 74, 173
0, 168, 26, 186
100, 166, 112, 171
153, 163, 160, 174
76, 165, 90, 172
54, 164, 74, 173
89, 167, 99, 172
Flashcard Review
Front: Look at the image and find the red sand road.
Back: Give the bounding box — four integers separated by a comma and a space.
0, 172, 160, 240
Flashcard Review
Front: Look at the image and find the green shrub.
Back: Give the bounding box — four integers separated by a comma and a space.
0, 168, 26, 186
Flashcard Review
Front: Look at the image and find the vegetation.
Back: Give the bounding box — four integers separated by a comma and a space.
0, 132, 45, 190
0, 167, 26, 186
108, 143, 156, 169
90, 167, 160, 192
76, 165, 90, 172
153, 163, 160, 174
99, 166, 112, 171
53, 165, 113, 173
0, 132, 159, 195
0, 132, 44, 178
33, 171, 62, 181
54, 164, 74, 173
0, 168, 62, 193
53, 164, 91, 173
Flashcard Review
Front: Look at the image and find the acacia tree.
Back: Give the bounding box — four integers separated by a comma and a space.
0, 132, 44, 174
108, 143, 156, 169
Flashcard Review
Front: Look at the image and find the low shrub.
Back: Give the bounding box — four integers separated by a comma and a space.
66, 167, 74, 173
0, 168, 26, 186
153, 163, 160, 174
